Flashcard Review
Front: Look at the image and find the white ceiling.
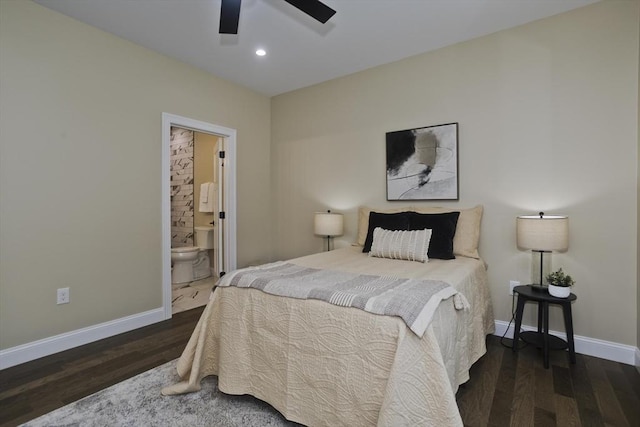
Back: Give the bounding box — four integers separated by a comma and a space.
34, 0, 598, 97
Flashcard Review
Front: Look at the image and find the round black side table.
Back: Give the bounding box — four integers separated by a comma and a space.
512, 285, 577, 369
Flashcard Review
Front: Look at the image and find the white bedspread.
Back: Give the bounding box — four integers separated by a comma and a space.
162, 247, 495, 426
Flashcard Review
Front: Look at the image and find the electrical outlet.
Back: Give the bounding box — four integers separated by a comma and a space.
57, 287, 70, 305
509, 280, 520, 295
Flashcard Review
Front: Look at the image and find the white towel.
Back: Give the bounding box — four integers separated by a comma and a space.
200, 183, 209, 203
199, 182, 215, 212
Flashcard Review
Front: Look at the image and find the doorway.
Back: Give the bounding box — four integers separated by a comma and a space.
161, 113, 237, 319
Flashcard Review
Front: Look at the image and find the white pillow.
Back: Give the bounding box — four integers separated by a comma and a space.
368, 228, 432, 263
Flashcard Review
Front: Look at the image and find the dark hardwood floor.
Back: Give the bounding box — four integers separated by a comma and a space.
0, 306, 205, 427
1, 307, 638, 427
457, 335, 640, 427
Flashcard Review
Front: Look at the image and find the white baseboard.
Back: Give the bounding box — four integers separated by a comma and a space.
0, 308, 165, 370
495, 320, 637, 366
1, 314, 636, 370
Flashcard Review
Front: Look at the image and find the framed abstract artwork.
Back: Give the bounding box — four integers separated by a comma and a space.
386, 122, 459, 201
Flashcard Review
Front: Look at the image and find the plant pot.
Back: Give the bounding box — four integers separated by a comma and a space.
548, 284, 571, 298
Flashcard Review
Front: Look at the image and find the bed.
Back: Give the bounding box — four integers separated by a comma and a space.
162, 205, 495, 426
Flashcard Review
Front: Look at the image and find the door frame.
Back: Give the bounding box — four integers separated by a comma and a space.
161, 113, 237, 319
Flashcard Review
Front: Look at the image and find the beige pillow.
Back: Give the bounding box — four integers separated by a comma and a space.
369, 228, 432, 263
357, 205, 483, 259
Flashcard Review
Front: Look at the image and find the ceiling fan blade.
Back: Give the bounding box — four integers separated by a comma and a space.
219, 0, 241, 34
283, 0, 336, 24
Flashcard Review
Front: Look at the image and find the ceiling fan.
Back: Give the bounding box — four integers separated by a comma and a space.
219, 0, 336, 34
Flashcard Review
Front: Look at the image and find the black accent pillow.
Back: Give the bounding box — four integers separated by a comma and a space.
407, 211, 460, 259
362, 212, 410, 253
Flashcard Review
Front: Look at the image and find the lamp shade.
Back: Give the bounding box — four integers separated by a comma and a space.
516, 214, 569, 252
314, 212, 344, 237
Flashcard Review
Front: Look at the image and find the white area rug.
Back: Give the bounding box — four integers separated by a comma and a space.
21, 360, 300, 426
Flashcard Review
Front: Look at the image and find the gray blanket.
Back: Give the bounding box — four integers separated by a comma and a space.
217, 262, 468, 337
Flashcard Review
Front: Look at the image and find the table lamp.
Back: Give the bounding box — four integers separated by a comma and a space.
516, 212, 569, 292
314, 210, 344, 251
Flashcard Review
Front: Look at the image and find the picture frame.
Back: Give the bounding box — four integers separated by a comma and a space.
386, 122, 459, 201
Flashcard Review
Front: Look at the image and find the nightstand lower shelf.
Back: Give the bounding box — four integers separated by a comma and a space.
519, 331, 568, 351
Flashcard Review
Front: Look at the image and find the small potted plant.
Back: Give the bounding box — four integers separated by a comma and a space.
546, 268, 575, 298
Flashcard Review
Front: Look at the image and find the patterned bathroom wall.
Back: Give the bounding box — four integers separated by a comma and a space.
170, 127, 194, 247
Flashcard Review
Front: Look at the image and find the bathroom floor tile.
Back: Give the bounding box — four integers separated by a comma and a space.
172, 275, 217, 314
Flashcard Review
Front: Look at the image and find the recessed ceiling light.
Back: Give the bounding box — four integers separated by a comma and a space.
256, 49, 266, 57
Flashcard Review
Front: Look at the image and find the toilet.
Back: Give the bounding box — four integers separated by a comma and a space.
171, 225, 214, 284
193, 226, 214, 280
171, 247, 199, 284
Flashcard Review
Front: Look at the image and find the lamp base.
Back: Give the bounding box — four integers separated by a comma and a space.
530, 284, 547, 293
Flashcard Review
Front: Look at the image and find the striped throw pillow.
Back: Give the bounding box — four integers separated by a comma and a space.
368, 227, 432, 263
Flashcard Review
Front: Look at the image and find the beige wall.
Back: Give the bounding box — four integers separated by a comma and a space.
272, 1, 639, 346
0, 1, 271, 349
194, 132, 219, 229
194, 132, 218, 271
